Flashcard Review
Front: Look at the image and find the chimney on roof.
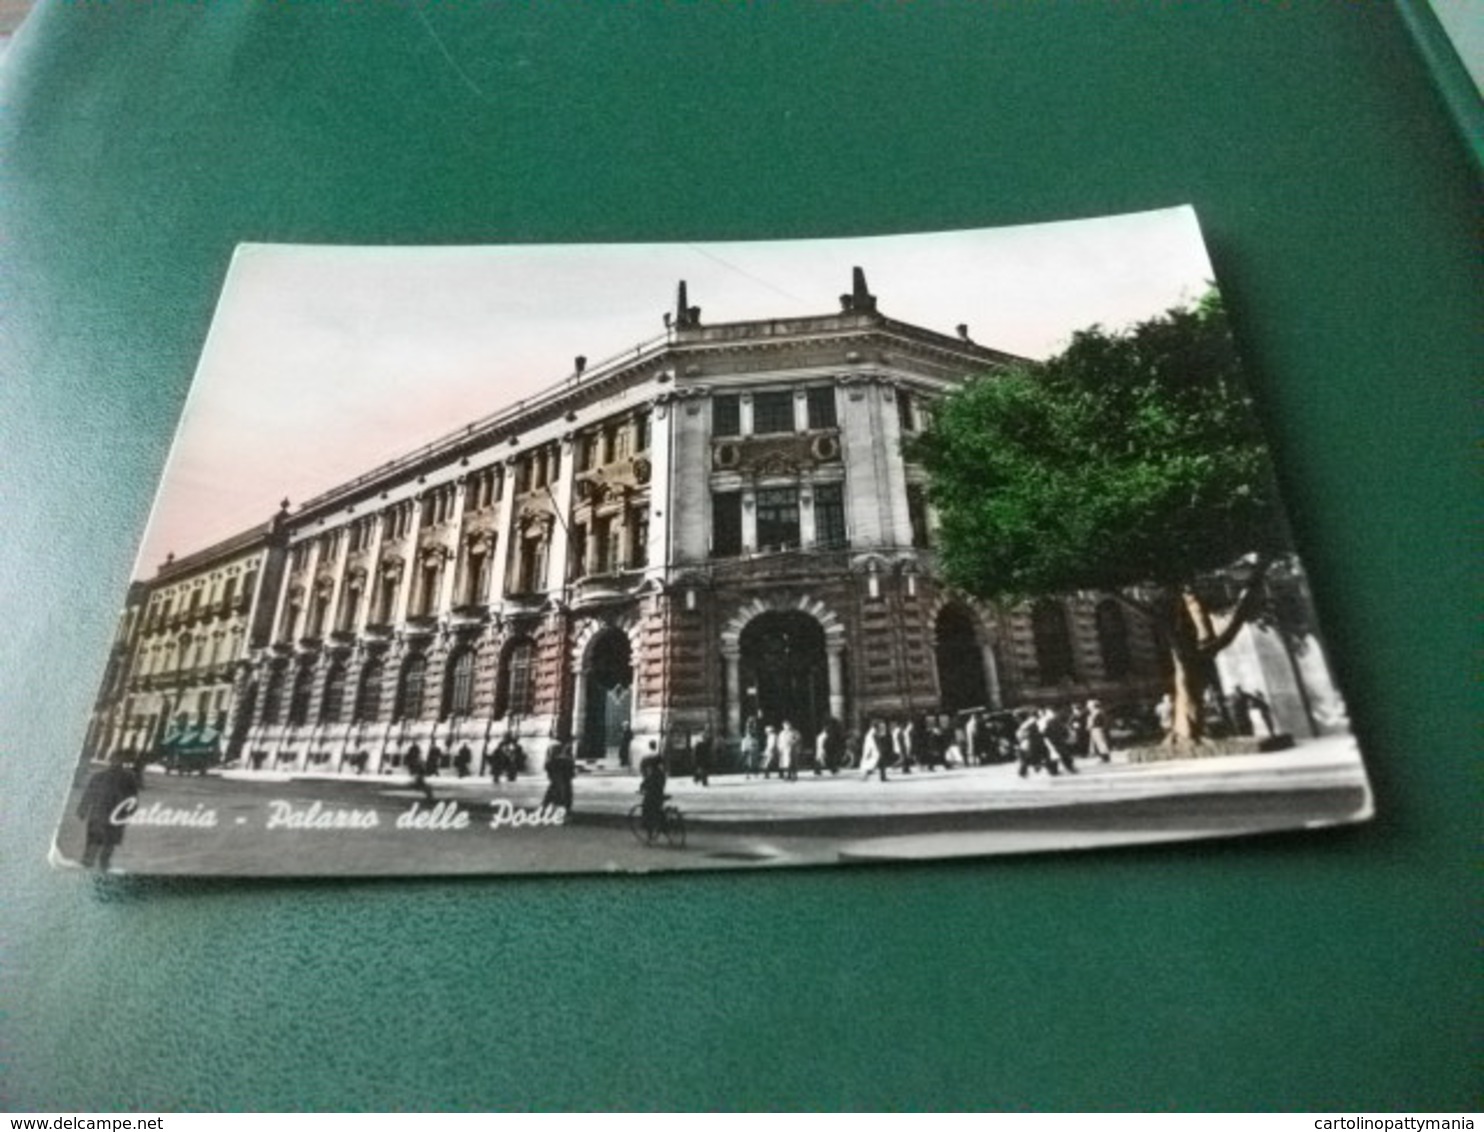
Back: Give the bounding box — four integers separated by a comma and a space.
840, 266, 877, 313
674, 281, 701, 329
957, 323, 971, 342
575, 355, 587, 375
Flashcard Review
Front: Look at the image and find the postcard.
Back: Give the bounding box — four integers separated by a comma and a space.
52, 206, 1372, 876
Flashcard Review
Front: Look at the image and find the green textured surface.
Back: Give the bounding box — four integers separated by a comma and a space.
1, 1, 1478, 1112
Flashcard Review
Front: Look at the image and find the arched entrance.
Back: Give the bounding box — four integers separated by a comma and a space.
739, 611, 828, 735
581, 629, 632, 762
935, 605, 990, 713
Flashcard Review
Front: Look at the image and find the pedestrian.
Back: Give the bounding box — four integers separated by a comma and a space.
740, 718, 761, 779
944, 732, 966, 767
965, 711, 984, 766
692, 727, 713, 787
1086, 699, 1112, 762
1248, 689, 1275, 738
762, 725, 780, 779
76, 757, 139, 871
861, 719, 891, 782
1228, 686, 1253, 736
891, 719, 913, 774
453, 744, 472, 778
824, 717, 847, 773
638, 740, 667, 841
404, 744, 434, 803
1040, 708, 1078, 774
619, 724, 634, 769
778, 721, 801, 781
1066, 704, 1089, 758
1155, 692, 1175, 737
1016, 710, 1054, 778
542, 741, 576, 814
498, 733, 523, 782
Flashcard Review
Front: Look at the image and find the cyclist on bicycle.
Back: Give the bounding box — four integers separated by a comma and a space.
638, 740, 668, 840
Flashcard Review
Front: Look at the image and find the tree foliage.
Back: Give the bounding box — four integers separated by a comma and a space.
908, 291, 1291, 741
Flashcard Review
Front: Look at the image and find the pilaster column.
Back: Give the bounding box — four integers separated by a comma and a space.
392, 500, 424, 623
982, 643, 1002, 709
827, 646, 845, 722
799, 483, 817, 549
645, 394, 674, 577
879, 383, 914, 548
489, 460, 517, 602
324, 529, 350, 634
302, 538, 324, 639
358, 514, 386, 632
269, 548, 296, 644
547, 438, 576, 593
444, 480, 472, 609
723, 647, 742, 736
741, 486, 757, 553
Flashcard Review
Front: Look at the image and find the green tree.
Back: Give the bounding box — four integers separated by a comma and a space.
907, 291, 1289, 743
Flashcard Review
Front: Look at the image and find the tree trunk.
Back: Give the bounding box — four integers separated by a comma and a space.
1167, 643, 1207, 746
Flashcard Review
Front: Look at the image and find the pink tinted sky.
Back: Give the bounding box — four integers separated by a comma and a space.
136, 206, 1215, 573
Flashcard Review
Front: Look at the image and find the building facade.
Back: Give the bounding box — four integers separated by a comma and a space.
88, 272, 1174, 775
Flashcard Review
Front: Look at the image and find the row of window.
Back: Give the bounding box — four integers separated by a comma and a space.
709, 483, 924, 557
712, 387, 838, 438
574, 411, 650, 472
710, 386, 927, 438
133, 626, 246, 677
144, 572, 254, 633
259, 643, 534, 728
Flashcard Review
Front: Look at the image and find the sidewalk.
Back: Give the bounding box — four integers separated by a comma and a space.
217, 734, 1368, 826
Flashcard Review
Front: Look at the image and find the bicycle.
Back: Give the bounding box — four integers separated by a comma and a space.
628, 798, 686, 849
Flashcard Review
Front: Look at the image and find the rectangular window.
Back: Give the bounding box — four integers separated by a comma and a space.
896, 388, 917, 434
630, 507, 649, 568
752, 390, 794, 435
906, 484, 931, 549
712, 492, 742, 558
712, 394, 741, 437
594, 515, 616, 575
756, 487, 800, 551
814, 484, 847, 549
807, 386, 838, 430
569, 524, 588, 577
634, 410, 651, 453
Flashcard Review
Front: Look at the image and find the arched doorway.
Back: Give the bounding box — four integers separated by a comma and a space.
935, 605, 990, 713
582, 629, 632, 762
739, 611, 828, 735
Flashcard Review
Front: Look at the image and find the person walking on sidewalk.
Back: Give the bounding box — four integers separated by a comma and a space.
1086, 699, 1112, 763
1016, 710, 1055, 778
762, 725, 781, 780
692, 727, 713, 787
778, 721, 800, 782
740, 718, 761, 779
542, 741, 576, 814
862, 719, 891, 782
404, 744, 435, 803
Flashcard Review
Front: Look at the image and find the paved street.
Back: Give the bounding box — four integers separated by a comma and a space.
53, 736, 1370, 877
